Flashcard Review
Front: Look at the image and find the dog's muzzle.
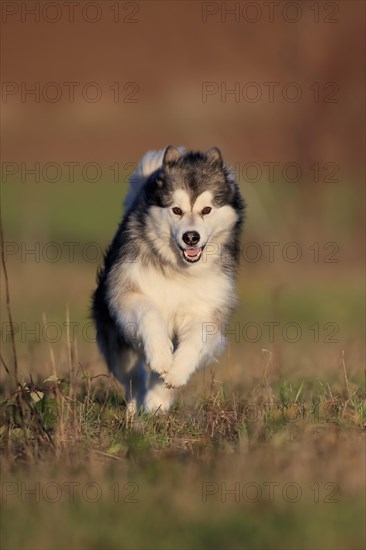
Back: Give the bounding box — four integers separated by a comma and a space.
179, 231, 204, 263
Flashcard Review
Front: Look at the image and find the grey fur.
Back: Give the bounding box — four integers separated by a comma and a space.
92, 147, 245, 413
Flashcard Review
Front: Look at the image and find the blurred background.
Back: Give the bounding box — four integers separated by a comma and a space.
1, 0, 364, 391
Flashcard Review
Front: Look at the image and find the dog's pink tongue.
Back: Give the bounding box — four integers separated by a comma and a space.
185, 248, 200, 257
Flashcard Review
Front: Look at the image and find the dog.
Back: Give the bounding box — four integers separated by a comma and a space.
92, 146, 245, 414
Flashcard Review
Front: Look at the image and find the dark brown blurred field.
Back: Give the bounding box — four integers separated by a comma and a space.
1, 2, 365, 549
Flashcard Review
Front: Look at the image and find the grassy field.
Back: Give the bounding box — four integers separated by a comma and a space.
1, 176, 365, 550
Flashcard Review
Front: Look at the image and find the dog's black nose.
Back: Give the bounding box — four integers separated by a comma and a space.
182, 231, 200, 246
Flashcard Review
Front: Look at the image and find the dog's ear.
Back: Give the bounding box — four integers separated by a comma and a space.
163, 145, 181, 168
206, 147, 223, 169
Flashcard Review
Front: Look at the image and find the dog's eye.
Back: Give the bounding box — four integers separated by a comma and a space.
172, 207, 183, 216
202, 207, 212, 215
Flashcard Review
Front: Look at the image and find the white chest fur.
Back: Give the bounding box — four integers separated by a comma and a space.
131, 261, 234, 323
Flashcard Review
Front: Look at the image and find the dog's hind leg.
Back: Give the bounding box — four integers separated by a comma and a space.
124, 357, 147, 420
144, 371, 177, 413
107, 346, 147, 419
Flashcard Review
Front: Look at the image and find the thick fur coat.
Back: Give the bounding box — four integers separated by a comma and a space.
92, 146, 245, 413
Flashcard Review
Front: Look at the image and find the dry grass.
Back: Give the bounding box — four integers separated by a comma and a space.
1, 355, 365, 550
1, 358, 365, 460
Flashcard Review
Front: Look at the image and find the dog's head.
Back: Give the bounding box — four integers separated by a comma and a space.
145, 146, 244, 267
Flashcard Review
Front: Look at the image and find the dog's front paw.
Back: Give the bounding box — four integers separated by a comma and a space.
164, 367, 189, 389
146, 341, 173, 376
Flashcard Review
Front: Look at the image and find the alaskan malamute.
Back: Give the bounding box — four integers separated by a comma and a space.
92, 146, 244, 413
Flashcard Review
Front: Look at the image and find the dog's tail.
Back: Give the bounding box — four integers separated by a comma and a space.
124, 146, 185, 210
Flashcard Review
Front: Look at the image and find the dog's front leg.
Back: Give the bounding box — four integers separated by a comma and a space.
116, 295, 173, 376
163, 320, 225, 388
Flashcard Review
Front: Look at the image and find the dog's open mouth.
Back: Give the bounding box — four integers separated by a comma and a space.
180, 246, 204, 263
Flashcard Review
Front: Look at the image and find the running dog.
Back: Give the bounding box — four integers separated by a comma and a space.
92, 146, 244, 413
